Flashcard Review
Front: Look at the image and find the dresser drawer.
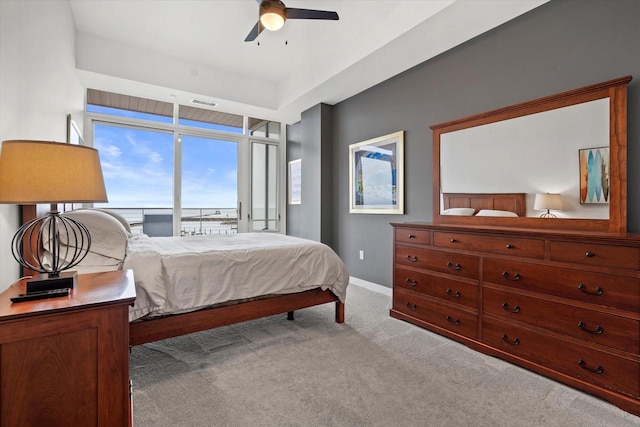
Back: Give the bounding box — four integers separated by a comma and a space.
483, 317, 640, 397
483, 286, 639, 353
395, 228, 431, 245
550, 241, 640, 270
483, 258, 640, 312
434, 232, 544, 259
395, 246, 479, 280
394, 267, 478, 309
394, 287, 477, 338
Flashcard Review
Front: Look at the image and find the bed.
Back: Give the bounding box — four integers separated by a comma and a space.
29, 208, 349, 346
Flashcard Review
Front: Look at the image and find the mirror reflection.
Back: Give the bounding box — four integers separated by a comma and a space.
440, 98, 610, 219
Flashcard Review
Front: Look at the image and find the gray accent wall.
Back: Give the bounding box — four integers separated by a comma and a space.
288, 0, 640, 288
286, 104, 334, 245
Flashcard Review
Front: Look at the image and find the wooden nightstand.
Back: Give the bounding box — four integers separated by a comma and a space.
0, 270, 136, 426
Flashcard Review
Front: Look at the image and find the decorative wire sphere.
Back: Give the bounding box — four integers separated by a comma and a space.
11, 212, 91, 276
539, 211, 558, 218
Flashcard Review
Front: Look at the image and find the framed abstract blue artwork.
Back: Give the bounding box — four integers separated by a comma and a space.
579, 146, 609, 204
349, 131, 404, 214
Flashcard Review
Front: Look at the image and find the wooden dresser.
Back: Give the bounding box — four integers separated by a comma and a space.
391, 223, 640, 416
0, 270, 136, 426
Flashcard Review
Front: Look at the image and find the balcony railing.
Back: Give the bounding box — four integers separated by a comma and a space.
106, 208, 238, 236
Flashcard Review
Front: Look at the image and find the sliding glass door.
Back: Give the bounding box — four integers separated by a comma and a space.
250, 140, 279, 231
180, 135, 238, 235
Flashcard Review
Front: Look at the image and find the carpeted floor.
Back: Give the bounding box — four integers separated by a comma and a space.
130, 284, 640, 427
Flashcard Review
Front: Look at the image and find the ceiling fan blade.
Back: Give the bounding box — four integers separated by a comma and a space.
244, 21, 265, 42
285, 8, 339, 21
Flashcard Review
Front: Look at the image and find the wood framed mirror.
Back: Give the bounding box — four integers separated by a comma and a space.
431, 76, 632, 234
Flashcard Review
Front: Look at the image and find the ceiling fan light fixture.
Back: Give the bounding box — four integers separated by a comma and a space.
260, 1, 286, 31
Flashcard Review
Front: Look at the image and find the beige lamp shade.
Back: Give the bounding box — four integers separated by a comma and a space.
534, 193, 563, 211
0, 140, 108, 204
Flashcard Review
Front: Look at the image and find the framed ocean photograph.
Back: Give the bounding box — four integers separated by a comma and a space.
579, 146, 609, 204
349, 131, 404, 214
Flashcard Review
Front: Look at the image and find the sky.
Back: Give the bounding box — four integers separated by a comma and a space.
90, 107, 239, 209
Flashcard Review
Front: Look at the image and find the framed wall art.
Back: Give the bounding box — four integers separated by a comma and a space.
579, 146, 609, 204
349, 131, 404, 214
288, 158, 301, 205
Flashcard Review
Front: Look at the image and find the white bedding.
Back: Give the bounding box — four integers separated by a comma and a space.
124, 232, 349, 321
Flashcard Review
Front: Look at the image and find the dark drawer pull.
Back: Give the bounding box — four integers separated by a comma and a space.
450, 238, 456, 243
445, 288, 460, 298
577, 284, 604, 296
501, 271, 521, 281
501, 302, 521, 313
405, 278, 417, 286
445, 315, 460, 325
585, 251, 595, 258
405, 302, 417, 310
408, 234, 416, 239
446, 262, 461, 270
577, 321, 604, 335
406, 255, 418, 262
501, 334, 520, 346
506, 244, 513, 249
577, 359, 603, 374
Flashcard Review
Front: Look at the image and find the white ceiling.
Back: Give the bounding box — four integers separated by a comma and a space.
70, 0, 548, 124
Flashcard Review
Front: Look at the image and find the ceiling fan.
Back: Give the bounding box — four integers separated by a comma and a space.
244, 0, 339, 42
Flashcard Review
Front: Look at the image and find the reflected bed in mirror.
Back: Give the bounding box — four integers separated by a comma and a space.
431, 76, 632, 234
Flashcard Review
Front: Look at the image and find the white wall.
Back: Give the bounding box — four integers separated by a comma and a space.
0, 0, 84, 291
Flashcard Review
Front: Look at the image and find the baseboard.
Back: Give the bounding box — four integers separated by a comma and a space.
349, 276, 392, 296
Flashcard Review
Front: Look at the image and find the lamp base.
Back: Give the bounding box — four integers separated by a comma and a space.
26, 271, 77, 294
539, 210, 558, 219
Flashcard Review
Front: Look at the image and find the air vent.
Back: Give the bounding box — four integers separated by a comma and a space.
191, 99, 218, 108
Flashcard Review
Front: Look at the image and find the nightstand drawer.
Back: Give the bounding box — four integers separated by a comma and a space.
483, 286, 639, 353
434, 231, 544, 259
395, 228, 431, 245
550, 241, 640, 270
395, 246, 479, 280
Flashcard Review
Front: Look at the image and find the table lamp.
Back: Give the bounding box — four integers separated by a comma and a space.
0, 140, 108, 293
534, 193, 563, 218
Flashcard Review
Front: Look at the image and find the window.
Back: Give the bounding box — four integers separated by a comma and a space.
249, 118, 280, 139
86, 89, 284, 235
251, 141, 279, 231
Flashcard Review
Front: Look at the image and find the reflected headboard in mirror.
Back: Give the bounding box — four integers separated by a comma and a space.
443, 193, 526, 217
431, 76, 632, 234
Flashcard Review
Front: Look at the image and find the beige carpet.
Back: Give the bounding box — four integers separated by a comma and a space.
130, 284, 640, 426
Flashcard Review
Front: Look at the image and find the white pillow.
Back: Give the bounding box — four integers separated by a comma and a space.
442, 208, 476, 216
61, 209, 130, 260
91, 208, 131, 233
475, 209, 518, 217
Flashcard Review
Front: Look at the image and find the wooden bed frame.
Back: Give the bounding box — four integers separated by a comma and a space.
129, 289, 344, 346
442, 192, 526, 217
20, 205, 346, 347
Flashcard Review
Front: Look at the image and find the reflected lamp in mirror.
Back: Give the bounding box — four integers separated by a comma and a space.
534, 193, 563, 218
0, 140, 108, 293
